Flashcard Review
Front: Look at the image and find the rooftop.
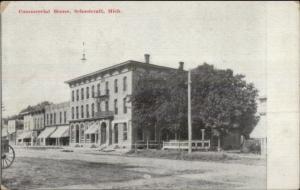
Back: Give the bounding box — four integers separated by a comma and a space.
64, 57, 179, 85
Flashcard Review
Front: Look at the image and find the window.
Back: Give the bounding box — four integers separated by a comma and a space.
86, 87, 89, 99
40, 118, 43, 128
105, 81, 109, 95
64, 111, 67, 123
54, 113, 56, 124
81, 105, 84, 118
114, 99, 118, 114
92, 85, 95, 98
72, 107, 74, 119
76, 89, 79, 101
86, 104, 90, 118
114, 79, 118, 93
76, 106, 79, 119
46, 114, 49, 125
50, 113, 53, 125
123, 76, 127, 91
91, 103, 95, 117
97, 83, 100, 96
59, 112, 62, 124
97, 102, 101, 112
123, 98, 127, 114
123, 123, 127, 141
72, 90, 75, 102
81, 88, 84, 100
105, 101, 109, 111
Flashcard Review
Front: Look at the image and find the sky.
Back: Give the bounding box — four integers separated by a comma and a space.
2, 1, 267, 117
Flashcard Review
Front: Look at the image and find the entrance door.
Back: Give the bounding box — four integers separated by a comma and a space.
109, 125, 112, 145
101, 122, 107, 144
75, 125, 79, 143
114, 124, 118, 143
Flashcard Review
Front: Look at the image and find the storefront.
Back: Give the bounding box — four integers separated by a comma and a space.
49, 125, 69, 146
37, 127, 57, 146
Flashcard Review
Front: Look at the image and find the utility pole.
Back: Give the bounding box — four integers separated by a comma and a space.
188, 69, 192, 154
0, 7, 3, 186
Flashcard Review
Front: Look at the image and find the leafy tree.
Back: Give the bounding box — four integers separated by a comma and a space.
131, 63, 259, 145
191, 64, 259, 141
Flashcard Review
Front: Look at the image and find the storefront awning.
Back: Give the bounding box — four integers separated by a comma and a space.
50, 126, 69, 138
37, 127, 57, 139
17, 131, 32, 139
85, 123, 99, 134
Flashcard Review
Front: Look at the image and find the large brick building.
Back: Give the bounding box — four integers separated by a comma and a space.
65, 54, 178, 149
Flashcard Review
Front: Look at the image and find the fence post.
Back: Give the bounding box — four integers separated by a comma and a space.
146, 139, 149, 150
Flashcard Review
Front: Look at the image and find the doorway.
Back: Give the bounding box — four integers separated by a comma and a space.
101, 122, 107, 144
114, 124, 118, 144
75, 125, 79, 143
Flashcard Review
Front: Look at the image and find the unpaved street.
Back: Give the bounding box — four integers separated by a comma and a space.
3, 147, 266, 190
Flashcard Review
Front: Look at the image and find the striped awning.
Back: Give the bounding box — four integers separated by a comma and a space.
50, 126, 69, 138
85, 123, 99, 134
37, 127, 57, 139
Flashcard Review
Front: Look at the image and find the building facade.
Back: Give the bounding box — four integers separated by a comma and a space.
18, 106, 46, 146
38, 102, 70, 146
65, 54, 177, 149
7, 119, 24, 145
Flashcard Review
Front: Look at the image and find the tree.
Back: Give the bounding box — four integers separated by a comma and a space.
131, 70, 188, 141
131, 63, 259, 146
191, 64, 259, 145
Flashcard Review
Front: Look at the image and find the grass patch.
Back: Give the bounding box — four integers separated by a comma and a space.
126, 149, 264, 164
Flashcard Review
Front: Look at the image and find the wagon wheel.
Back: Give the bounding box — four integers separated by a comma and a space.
1, 145, 15, 169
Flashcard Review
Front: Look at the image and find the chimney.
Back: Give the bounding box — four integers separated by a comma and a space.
144, 54, 150, 64
179, 61, 184, 70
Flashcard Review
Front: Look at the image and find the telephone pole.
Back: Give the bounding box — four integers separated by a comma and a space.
188, 69, 192, 154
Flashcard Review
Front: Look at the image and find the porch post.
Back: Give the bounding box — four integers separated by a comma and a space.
201, 129, 205, 141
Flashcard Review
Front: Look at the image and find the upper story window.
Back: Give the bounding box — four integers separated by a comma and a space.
97, 102, 101, 112
81, 88, 84, 100
59, 112, 62, 124
91, 103, 95, 117
97, 83, 100, 96
81, 105, 84, 118
105, 101, 109, 111
92, 85, 95, 98
71, 107, 74, 119
46, 114, 49, 125
123, 97, 127, 114
50, 113, 53, 125
54, 113, 56, 124
76, 89, 79, 101
76, 106, 79, 119
72, 90, 75, 102
114, 99, 118, 114
86, 87, 90, 99
123, 76, 127, 91
64, 111, 67, 123
105, 81, 109, 95
114, 79, 118, 93
86, 104, 90, 118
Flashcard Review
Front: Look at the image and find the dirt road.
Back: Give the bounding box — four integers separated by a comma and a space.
3, 147, 266, 190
